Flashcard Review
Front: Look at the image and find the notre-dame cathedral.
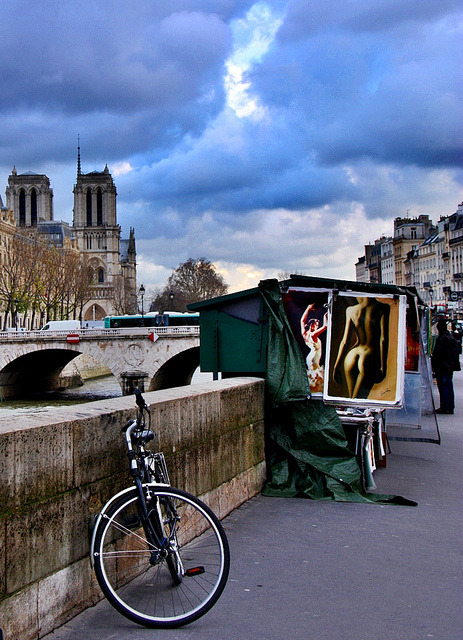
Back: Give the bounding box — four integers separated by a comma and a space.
4, 146, 137, 324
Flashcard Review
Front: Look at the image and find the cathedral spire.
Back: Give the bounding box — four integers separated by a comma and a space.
77, 135, 81, 176
128, 227, 136, 257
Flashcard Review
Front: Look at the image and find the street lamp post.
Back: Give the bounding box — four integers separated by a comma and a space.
14, 298, 18, 331
139, 284, 145, 320
169, 290, 174, 309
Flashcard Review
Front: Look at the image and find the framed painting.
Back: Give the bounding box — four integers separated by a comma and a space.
324, 292, 407, 407
282, 287, 330, 397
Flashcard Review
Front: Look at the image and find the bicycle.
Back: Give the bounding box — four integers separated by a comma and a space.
90, 388, 230, 628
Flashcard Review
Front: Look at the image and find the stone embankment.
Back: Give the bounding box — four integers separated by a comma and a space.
0, 377, 266, 640
58, 354, 112, 388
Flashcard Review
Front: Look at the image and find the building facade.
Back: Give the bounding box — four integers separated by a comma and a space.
393, 215, 435, 287
72, 150, 136, 321
355, 255, 366, 282
356, 236, 394, 285
380, 237, 394, 285
3, 151, 137, 326
0, 196, 15, 269
356, 204, 463, 318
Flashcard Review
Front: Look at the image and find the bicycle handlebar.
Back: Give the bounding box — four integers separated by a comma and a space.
134, 388, 150, 414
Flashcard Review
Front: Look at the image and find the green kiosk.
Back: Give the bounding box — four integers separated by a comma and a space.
189, 275, 432, 505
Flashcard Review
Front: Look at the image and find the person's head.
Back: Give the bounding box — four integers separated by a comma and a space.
436, 319, 448, 334
306, 318, 319, 331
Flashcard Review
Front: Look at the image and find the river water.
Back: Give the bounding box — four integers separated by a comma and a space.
0, 370, 213, 419
0, 375, 122, 419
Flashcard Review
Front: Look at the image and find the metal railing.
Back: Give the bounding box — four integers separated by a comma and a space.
0, 326, 200, 341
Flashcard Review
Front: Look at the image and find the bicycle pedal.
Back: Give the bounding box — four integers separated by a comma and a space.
185, 566, 205, 577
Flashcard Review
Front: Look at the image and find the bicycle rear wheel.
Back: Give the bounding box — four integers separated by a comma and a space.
93, 485, 230, 628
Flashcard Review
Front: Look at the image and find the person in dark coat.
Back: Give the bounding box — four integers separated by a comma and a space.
431, 319, 460, 414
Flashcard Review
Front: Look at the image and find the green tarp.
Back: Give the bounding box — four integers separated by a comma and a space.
259, 279, 417, 506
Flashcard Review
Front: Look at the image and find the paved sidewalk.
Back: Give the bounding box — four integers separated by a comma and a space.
44, 374, 463, 640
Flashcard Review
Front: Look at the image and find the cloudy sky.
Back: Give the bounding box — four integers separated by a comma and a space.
1, 0, 462, 294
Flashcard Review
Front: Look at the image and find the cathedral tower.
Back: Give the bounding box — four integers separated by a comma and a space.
5, 167, 53, 226
73, 144, 135, 321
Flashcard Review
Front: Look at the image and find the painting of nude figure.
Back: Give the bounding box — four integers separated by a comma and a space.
324, 293, 406, 407
282, 288, 330, 396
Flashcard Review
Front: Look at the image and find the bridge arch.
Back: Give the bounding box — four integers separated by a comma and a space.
0, 329, 200, 399
0, 345, 119, 399
148, 346, 200, 390
0, 348, 79, 398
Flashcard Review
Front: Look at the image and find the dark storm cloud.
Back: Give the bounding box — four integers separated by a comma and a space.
0, 0, 253, 166
118, 0, 462, 239
119, 138, 354, 220
112, 105, 357, 236
254, 0, 463, 171
278, 0, 463, 39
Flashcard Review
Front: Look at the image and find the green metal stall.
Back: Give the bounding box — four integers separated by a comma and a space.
188, 276, 432, 504
188, 287, 269, 378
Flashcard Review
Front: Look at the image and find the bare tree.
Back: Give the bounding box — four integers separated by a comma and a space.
70, 254, 94, 322
151, 258, 228, 312
111, 274, 127, 316
277, 270, 306, 281
0, 229, 94, 328
0, 230, 35, 329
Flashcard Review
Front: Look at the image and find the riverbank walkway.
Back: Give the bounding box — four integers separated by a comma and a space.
44, 373, 463, 640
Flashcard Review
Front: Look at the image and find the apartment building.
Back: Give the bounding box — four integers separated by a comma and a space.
393, 215, 435, 286
356, 204, 463, 317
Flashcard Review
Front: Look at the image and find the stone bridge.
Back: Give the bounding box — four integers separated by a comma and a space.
0, 327, 200, 399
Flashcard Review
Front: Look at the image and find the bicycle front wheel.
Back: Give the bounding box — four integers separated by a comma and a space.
93, 486, 230, 628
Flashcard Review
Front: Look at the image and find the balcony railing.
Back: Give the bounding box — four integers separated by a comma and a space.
90, 285, 112, 299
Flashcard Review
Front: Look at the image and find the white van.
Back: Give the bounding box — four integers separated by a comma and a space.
41, 320, 81, 331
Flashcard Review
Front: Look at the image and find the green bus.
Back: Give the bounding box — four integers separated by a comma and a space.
104, 311, 200, 329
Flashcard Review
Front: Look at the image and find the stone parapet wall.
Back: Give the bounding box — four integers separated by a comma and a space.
0, 377, 266, 640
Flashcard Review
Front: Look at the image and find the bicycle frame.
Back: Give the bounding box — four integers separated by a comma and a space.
90, 413, 170, 567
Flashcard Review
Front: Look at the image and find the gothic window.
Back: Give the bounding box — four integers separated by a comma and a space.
31, 188, 37, 226
98, 267, 104, 283
97, 188, 103, 226
19, 189, 26, 226
86, 188, 92, 226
